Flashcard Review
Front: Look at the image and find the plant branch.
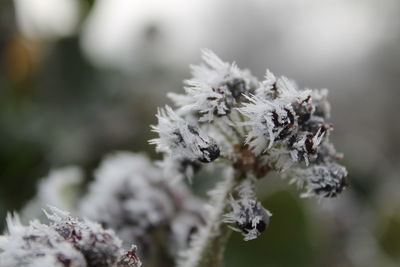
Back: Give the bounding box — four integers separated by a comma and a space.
177, 169, 244, 267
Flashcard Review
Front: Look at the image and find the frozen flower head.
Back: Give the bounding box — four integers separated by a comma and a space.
150, 106, 220, 163
45, 207, 123, 267
79, 152, 205, 265
223, 181, 271, 241
1, 208, 141, 267
0, 214, 86, 267
169, 50, 258, 122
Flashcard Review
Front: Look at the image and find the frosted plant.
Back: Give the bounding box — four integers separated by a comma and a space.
79, 152, 206, 266
0, 207, 141, 267
150, 50, 348, 267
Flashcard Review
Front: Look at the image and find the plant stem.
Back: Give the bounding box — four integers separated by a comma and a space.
177, 169, 244, 267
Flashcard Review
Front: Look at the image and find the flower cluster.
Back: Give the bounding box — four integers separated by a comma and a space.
79, 152, 206, 264
151, 49, 347, 249
0, 207, 141, 267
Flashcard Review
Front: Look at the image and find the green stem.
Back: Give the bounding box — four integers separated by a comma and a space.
177, 169, 244, 267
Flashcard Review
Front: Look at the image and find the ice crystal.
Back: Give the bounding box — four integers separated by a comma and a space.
223, 180, 271, 241
168, 49, 258, 122
150, 106, 220, 163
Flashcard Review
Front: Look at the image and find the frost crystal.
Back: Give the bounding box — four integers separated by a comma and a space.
223, 181, 271, 241
168, 49, 258, 122
150, 106, 220, 163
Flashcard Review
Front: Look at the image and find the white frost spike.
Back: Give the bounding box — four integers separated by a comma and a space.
255, 69, 276, 99
291, 128, 326, 165
239, 95, 295, 155
150, 106, 220, 163
168, 49, 258, 122
223, 180, 272, 241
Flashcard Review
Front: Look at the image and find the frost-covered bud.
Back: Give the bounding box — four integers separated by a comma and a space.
168, 49, 258, 122
239, 95, 298, 155
224, 198, 271, 241
289, 128, 326, 165
240, 74, 333, 168
288, 162, 348, 198
305, 163, 348, 198
117, 245, 141, 267
0, 214, 86, 267
223, 181, 271, 241
150, 106, 220, 163
292, 95, 314, 125
45, 207, 122, 267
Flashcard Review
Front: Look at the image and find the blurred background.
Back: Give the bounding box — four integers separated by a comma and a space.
1, 0, 400, 266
